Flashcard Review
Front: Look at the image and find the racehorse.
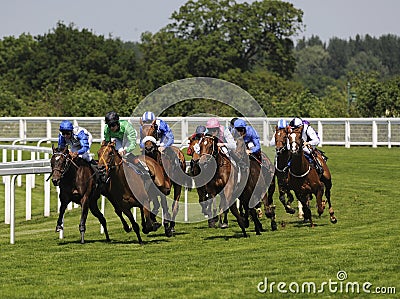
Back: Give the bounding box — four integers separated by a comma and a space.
140, 119, 188, 236
234, 136, 276, 232
187, 133, 228, 228
287, 126, 337, 226
97, 141, 164, 243
197, 135, 252, 237
266, 126, 298, 216
50, 145, 110, 244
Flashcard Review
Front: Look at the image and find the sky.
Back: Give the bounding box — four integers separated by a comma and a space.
1, 0, 399, 43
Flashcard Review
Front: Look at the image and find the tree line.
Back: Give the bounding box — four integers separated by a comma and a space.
0, 0, 399, 118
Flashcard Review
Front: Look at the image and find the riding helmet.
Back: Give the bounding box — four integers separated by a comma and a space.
59, 120, 73, 131
206, 118, 220, 128
289, 117, 303, 128
142, 111, 155, 123
195, 125, 208, 134
277, 119, 288, 129
105, 111, 120, 125
233, 119, 247, 128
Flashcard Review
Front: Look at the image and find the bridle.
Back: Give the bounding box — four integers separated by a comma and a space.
49, 152, 76, 180
98, 143, 123, 177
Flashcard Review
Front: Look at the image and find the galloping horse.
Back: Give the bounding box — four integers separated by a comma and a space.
265, 126, 297, 216
197, 135, 251, 237
287, 126, 337, 226
187, 133, 228, 228
97, 141, 163, 243
234, 136, 276, 232
140, 119, 188, 236
50, 145, 110, 244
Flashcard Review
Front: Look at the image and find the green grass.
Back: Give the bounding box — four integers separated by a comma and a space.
0, 146, 399, 298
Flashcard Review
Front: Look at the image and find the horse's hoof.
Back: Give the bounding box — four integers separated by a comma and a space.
55, 225, 63, 232
153, 222, 162, 231
124, 226, 132, 233
220, 223, 229, 229
142, 228, 150, 235
208, 220, 216, 228
164, 228, 173, 238
298, 214, 304, 219
271, 222, 277, 231
331, 217, 338, 224
286, 207, 296, 214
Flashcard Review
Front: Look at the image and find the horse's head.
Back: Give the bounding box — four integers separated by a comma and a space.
50, 144, 71, 186
142, 135, 158, 156
141, 119, 159, 140
275, 125, 289, 155
97, 140, 121, 177
187, 133, 204, 160
198, 135, 218, 165
287, 126, 303, 155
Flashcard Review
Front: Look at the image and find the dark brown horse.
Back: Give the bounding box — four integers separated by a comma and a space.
50, 145, 110, 244
97, 141, 163, 244
197, 135, 251, 236
233, 136, 275, 233
287, 126, 337, 226
187, 133, 229, 228
140, 119, 188, 236
265, 126, 297, 215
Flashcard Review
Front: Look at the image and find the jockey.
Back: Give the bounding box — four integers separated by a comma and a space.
289, 117, 323, 174
269, 119, 288, 147
58, 120, 95, 165
140, 111, 174, 153
233, 118, 262, 161
205, 117, 247, 170
58, 120, 98, 190
104, 111, 146, 174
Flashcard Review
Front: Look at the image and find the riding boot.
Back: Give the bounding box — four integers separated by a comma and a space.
89, 159, 101, 185
230, 151, 248, 171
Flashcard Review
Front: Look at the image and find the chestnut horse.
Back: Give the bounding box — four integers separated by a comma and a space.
50, 145, 110, 244
97, 141, 164, 244
140, 119, 188, 236
287, 126, 337, 226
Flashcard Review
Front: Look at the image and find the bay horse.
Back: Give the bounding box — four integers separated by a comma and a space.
50, 145, 110, 244
97, 141, 164, 244
187, 133, 228, 228
140, 119, 188, 236
265, 126, 298, 216
233, 136, 276, 233
197, 135, 250, 237
287, 126, 337, 226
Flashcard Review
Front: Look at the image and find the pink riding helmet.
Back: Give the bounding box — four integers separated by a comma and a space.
206, 118, 220, 128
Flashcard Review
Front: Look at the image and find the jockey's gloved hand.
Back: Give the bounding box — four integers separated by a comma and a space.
118, 147, 127, 156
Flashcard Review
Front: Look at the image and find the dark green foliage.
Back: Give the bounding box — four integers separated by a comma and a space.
0, 2, 400, 118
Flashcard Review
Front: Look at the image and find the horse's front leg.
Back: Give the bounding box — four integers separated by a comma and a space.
159, 194, 172, 237
79, 197, 90, 244
170, 183, 182, 233
89, 198, 111, 242
56, 195, 69, 232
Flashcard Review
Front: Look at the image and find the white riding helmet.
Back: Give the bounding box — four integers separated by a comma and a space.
289, 117, 303, 128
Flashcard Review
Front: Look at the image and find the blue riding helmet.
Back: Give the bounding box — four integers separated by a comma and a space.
142, 111, 155, 123
195, 125, 208, 134
59, 120, 73, 131
277, 119, 288, 129
234, 119, 247, 128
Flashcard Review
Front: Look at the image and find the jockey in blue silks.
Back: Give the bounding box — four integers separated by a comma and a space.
58, 120, 94, 163
233, 118, 262, 161
140, 111, 174, 152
